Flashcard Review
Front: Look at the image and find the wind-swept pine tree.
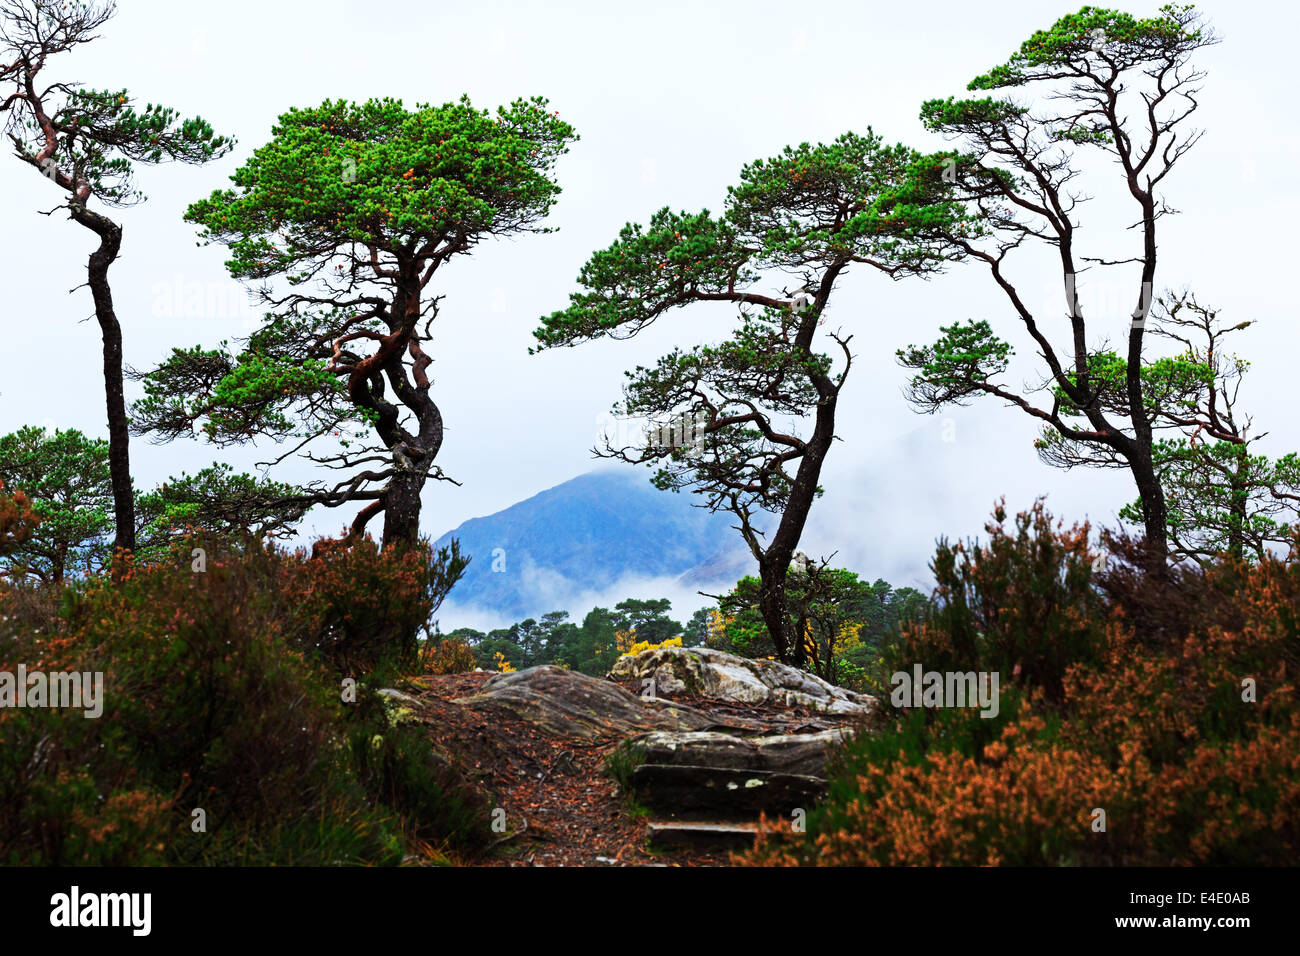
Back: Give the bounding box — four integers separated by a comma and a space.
535, 131, 963, 666
893, 5, 1219, 567
134, 96, 577, 548
0, 0, 234, 566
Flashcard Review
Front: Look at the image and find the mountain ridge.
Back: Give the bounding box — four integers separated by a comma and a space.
433, 469, 754, 622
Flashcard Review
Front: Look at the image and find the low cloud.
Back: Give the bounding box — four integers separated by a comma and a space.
438, 567, 739, 634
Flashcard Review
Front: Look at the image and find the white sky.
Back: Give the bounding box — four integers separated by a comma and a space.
1, 0, 1296, 609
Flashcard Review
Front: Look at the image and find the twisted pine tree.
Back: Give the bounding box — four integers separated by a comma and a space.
534, 131, 963, 667
134, 96, 577, 548
892, 4, 1219, 568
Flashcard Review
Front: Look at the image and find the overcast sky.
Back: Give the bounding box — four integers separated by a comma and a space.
2, 0, 1296, 620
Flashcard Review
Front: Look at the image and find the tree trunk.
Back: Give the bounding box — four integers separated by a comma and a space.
748, 272, 845, 670
756, 385, 839, 669
1125, 186, 1166, 571
756, 557, 796, 665
351, 276, 445, 552
1227, 447, 1249, 560
1128, 445, 1168, 569
373, 370, 442, 550
381, 467, 423, 549
69, 204, 135, 567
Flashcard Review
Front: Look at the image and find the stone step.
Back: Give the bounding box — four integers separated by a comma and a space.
647, 821, 759, 851
632, 763, 825, 817
636, 727, 849, 777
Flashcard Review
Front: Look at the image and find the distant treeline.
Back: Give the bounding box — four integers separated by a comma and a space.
438, 571, 928, 690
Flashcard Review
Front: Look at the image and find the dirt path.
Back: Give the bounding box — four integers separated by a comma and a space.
405, 672, 733, 866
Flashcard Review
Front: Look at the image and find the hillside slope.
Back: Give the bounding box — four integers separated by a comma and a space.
433, 469, 754, 620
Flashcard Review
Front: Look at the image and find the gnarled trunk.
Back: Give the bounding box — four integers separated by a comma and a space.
365, 278, 446, 551
70, 203, 135, 566
381, 467, 424, 548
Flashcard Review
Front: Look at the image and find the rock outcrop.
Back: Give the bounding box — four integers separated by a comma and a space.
635, 727, 850, 777
440, 652, 873, 851
452, 665, 720, 739
624, 728, 850, 817
609, 646, 875, 714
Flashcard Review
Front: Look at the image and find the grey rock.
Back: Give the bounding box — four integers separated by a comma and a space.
452, 665, 719, 739
376, 687, 422, 707
610, 646, 875, 714
636, 727, 850, 777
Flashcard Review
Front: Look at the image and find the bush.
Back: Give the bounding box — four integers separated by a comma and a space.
741, 501, 1300, 866
281, 536, 465, 672
0, 536, 482, 865
344, 690, 490, 855
618, 635, 682, 658
879, 498, 1105, 708
422, 637, 477, 675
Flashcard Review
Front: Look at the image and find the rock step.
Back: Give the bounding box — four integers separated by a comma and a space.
636, 728, 848, 777
632, 763, 825, 817
647, 821, 759, 851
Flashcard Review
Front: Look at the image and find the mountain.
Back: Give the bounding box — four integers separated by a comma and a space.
433, 469, 755, 623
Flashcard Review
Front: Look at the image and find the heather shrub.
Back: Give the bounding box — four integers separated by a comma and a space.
0, 706, 175, 865
881, 499, 1106, 708
421, 636, 477, 675
0, 577, 176, 865
0, 535, 479, 865
280, 536, 458, 671
64, 551, 341, 819
742, 502, 1300, 866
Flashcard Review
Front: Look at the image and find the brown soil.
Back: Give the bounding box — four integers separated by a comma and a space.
402, 671, 851, 866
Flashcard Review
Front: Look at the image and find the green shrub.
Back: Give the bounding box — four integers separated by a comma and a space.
0, 537, 478, 865
880, 499, 1106, 708
345, 690, 490, 855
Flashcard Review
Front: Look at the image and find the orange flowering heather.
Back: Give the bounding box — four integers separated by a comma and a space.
741, 502, 1300, 867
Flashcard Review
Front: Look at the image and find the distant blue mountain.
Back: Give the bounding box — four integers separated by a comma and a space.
433, 469, 753, 621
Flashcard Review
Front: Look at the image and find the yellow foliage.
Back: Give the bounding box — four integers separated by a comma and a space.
835, 622, 863, 654
706, 609, 731, 647
493, 650, 515, 674
618, 635, 683, 658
